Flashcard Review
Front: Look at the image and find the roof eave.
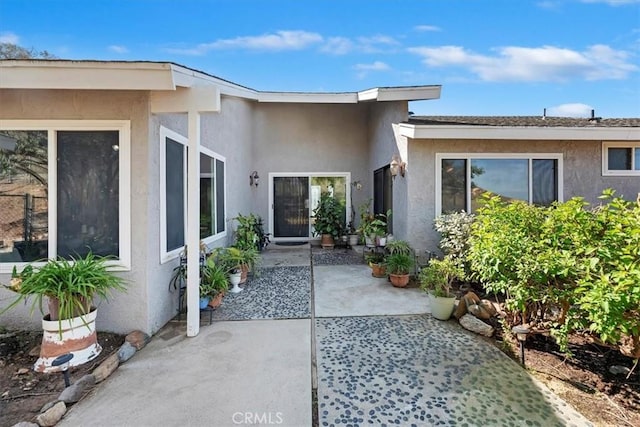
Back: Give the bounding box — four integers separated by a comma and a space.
399, 123, 640, 140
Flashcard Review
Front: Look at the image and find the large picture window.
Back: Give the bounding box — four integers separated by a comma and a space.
602, 142, 640, 176
436, 153, 562, 215
0, 121, 131, 272
160, 127, 226, 263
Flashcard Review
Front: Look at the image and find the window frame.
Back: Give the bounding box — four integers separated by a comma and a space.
0, 120, 131, 273
435, 152, 564, 216
602, 141, 640, 176
159, 127, 226, 264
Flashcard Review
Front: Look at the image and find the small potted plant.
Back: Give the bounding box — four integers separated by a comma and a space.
313, 192, 345, 249
419, 257, 462, 320
385, 251, 414, 288
1, 252, 126, 372
200, 257, 229, 308
365, 252, 387, 278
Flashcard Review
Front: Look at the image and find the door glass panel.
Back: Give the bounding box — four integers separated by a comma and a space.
0, 130, 48, 262
310, 176, 346, 236
273, 177, 309, 238
57, 131, 120, 258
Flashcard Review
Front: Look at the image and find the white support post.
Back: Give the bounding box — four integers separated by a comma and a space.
186, 111, 201, 337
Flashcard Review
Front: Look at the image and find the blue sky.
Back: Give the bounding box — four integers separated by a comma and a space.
1, 0, 639, 117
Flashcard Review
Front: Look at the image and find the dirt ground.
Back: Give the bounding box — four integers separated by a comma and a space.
0, 330, 124, 426
1, 325, 638, 426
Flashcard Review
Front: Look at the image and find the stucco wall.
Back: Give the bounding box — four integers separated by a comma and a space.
367, 102, 409, 239
251, 103, 371, 234
407, 138, 640, 253
0, 89, 150, 334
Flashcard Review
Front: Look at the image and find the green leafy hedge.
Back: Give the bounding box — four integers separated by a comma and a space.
467, 189, 640, 357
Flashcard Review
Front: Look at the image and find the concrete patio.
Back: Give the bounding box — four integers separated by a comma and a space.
59, 245, 592, 427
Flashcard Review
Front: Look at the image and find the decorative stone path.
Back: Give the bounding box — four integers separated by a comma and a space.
211, 266, 311, 321
312, 246, 365, 266
316, 315, 591, 427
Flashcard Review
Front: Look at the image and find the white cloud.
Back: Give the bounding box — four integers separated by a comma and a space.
580, 0, 640, 5
108, 45, 129, 54
414, 25, 442, 32
0, 32, 19, 44
408, 44, 638, 82
547, 103, 594, 117
353, 61, 390, 79
321, 37, 353, 55
167, 30, 323, 55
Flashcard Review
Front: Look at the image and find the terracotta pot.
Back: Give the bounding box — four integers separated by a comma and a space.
321, 234, 335, 249
240, 264, 249, 284
389, 273, 410, 287
208, 293, 224, 308
370, 263, 386, 278
47, 295, 91, 321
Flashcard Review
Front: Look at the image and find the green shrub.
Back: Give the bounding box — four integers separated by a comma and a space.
385, 253, 414, 275
468, 190, 640, 357
433, 211, 474, 275
419, 258, 463, 297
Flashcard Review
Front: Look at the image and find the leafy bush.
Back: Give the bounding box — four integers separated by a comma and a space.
419, 257, 463, 297
385, 253, 414, 275
433, 211, 474, 275
468, 190, 640, 357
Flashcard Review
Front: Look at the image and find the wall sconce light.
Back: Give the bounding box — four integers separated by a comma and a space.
390, 154, 406, 178
512, 325, 530, 367
249, 171, 259, 187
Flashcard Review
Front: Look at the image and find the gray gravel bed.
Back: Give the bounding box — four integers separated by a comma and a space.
211, 266, 311, 321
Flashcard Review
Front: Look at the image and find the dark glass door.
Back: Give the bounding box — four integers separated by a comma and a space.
373, 165, 393, 234
273, 177, 309, 238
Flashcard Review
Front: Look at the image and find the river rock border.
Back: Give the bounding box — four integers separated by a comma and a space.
11, 330, 150, 427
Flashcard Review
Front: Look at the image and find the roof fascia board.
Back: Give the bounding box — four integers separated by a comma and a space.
358, 86, 442, 102
169, 64, 259, 100
257, 92, 358, 103
399, 124, 640, 141
0, 61, 176, 90
150, 86, 220, 114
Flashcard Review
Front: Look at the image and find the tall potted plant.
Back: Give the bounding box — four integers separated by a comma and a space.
1, 252, 126, 372
419, 257, 462, 320
313, 192, 345, 249
200, 257, 229, 308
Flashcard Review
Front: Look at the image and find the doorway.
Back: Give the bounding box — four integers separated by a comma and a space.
270, 173, 350, 240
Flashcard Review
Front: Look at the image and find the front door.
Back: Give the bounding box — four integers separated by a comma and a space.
271, 174, 349, 240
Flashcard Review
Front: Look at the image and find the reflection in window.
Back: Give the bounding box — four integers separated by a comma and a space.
439, 156, 559, 214
310, 176, 347, 235
441, 159, 466, 213
0, 131, 48, 262
199, 153, 226, 239
608, 148, 632, 171
57, 131, 119, 258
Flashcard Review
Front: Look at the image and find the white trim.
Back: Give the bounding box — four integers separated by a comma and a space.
159, 127, 188, 264
258, 92, 358, 103
434, 153, 564, 216
0, 120, 131, 273
199, 146, 227, 246
602, 141, 640, 176
268, 172, 351, 241
399, 123, 640, 141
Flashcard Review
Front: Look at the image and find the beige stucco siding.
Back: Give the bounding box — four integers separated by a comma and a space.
407, 138, 640, 253
251, 102, 372, 232
0, 89, 150, 334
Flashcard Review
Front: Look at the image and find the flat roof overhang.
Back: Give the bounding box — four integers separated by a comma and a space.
398, 123, 640, 141
0, 60, 441, 104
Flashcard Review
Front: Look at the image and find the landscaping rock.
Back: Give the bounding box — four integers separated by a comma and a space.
40, 400, 58, 413
459, 314, 494, 337
480, 299, 497, 317
11, 422, 39, 427
125, 330, 151, 350
462, 292, 480, 307
453, 298, 467, 319
118, 341, 137, 362
58, 374, 95, 403
35, 401, 66, 427
467, 303, 492, 320
609, 365, 631, 376
92, 352, 119, 383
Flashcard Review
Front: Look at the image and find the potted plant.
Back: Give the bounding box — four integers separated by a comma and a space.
419, 257, 462, 320
371, 209, 391, 246
385, 239, 413, 257
385, 252, 414, 288
313, 192, 345, 249
365, 252, 387, 278
1, 252, 126, 372
212, 247, 246, 293
200, 257, 228, 308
